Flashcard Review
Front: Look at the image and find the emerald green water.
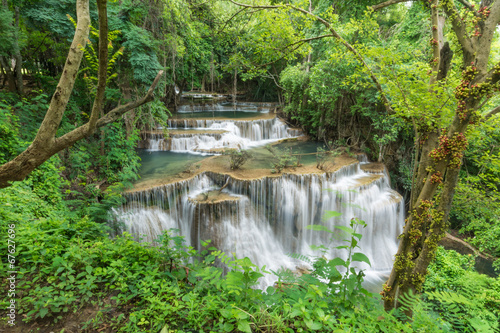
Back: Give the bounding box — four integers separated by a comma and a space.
136, 150, 206, 183
135, 141, 325, 185
243, 141, 327, 169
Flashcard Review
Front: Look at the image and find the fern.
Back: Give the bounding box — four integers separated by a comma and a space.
286, 252, 313, 265
67, 14, 124, 98
424, 290, 498, 333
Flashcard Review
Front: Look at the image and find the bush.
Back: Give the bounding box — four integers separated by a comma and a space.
227, 149, 252, 170
266, 145, 298, 173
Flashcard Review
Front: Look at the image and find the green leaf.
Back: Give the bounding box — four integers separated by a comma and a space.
333, 225, 354, 234
223, 322, 234, 332
328, 257, 346, 267
237, 320, 252, 333
323, 210, 342, 220
39, 307, 49, 318
351, 252, 371, 266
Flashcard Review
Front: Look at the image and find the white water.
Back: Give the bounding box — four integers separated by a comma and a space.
144, 118, 298, 153
112, 163, 404, 289
177, 102, 276, 113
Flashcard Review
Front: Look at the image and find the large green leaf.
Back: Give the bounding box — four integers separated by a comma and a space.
352, 252, 371, 266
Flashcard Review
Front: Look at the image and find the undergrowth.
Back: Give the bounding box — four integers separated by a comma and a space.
1, 174, 499, 332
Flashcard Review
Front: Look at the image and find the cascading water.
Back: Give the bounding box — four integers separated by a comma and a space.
143, 117, 298, 153
112, 162, 404, 289
177, 101, 277, 113
122, 97, 404, 290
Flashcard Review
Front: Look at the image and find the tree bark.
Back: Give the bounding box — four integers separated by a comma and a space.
382, 0, 500, 311
0, 56, 16, 93
13, 6, 23, 95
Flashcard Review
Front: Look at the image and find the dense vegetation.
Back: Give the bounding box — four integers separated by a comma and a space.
1, 0, 499, 331
1, 177, 499, 332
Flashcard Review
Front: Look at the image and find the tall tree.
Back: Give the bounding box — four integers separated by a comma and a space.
227, 0, 500, 312
376, 0, 500, 311
0, 0, 163, 189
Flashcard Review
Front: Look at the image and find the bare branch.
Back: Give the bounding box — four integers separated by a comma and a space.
54, 70, 165, 151
251, 35, 333, 68
282, 34, 334, 50
215, 6, 250, 36
371, 0, 413, 11
95, 70, 165, 128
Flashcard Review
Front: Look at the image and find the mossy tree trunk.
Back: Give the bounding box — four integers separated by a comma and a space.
229, 0, 500, 314
380, 0, 500, 311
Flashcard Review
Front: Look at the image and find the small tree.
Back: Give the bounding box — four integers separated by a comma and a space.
227, 149, 252, 170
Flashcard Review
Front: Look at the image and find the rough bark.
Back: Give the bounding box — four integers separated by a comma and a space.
0, 0, 164, 189
382, 0, 500, 311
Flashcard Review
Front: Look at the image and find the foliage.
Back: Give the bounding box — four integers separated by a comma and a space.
423, 247, 500, 332
67, 14, 124, 98
266, 145, 298, 173
0, 98, 22, 164
2, 187, 472, 332
0, 6, 15, 56
450, 116, 500, 261
226, 149, 252, 170
316, 146, 340, 170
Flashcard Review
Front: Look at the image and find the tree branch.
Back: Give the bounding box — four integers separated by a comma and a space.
441, 0, 474, 60
54, 70, 164, 150
429, 0, 440, 85
228, 0, 394, 114
253, 34, 334, 68
33, 0, 90, 145
95, 70, 164, 128
476, 1, 500, 68
456, 0, 481, 16
371, 0, 413, 11
282, 34, 334, 50
483, 104, 500, 121
0, 0, 164, 189
87, 0, 108, 132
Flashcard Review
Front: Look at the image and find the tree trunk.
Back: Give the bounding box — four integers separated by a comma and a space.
0, 56, 16, 93
13, 6, 23, 95
382, 0, 500, 311
233, 68, 237, 104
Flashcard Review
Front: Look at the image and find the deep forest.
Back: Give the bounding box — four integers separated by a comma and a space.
0, 0, 499, 332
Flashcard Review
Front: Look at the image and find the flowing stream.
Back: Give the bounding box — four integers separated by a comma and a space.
113, 98, 404, 289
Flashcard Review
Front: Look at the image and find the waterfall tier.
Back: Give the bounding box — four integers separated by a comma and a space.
112, 162, 404, 288
140, 117, 301, 153
177, 101, 277, 113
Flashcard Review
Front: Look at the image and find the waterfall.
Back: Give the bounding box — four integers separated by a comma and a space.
143, 117, 299, 153
112, 162, 404, 289
176, 101, 277, 113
